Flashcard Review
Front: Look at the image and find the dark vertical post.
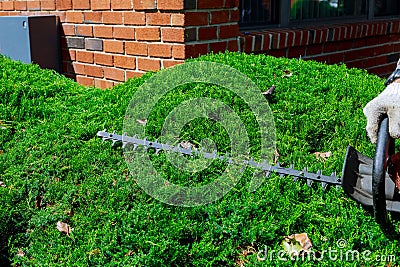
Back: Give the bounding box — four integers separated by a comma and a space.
279, 0, 290, 27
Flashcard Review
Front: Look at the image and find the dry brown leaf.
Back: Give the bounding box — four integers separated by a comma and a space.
87, 248, 101, 256
0, 181, 5, 187
136, 119, 147, 126
17, 249, 25, 257
314, 151, 332, 161
282, 233, 313, 256
282, 70, 293, 78
235, 246, 256, 267
262, 85, 276, 95
56, 221, 73, 236
35, 195, 43, 209
180, 141, 197, 150
125, 250, 134, 256
274, 150, 280, 164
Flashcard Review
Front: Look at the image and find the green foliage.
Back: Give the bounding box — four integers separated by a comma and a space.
1, 52, 398, 266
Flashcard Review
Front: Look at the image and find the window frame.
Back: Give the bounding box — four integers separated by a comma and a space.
239, 0, 400, 30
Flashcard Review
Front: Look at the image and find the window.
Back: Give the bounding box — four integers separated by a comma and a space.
239, 0, 400, 28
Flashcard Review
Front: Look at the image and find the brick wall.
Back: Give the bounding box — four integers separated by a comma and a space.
0, 0, 186, 88
238, 21, 400, 78
0, 0, 399, 88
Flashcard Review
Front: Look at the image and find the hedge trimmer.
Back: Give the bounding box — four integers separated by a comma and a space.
97, 116, 400, 232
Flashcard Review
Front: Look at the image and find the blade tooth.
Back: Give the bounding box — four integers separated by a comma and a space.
321, 182, 328, 190
122, 142, 127, 148
316, 169, 322, 177
102, 137, 106, 142
133, 144, 138, 150
276, 162, 281, 167
289, 164, 294, 169
335, 185, 341, 190
112, 140, 117, 146
133, 134, 138, 139
279, 173, 285, 178
306, 179, 313, 187
293, 176, 299, 182
112, 130, 116, 134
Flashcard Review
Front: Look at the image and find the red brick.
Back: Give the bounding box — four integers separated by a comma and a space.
76, 51, 94, 63
114, 26, 135, 39
27, 1, 41, 10
72, 0, 90, 9
2, 2, 14, 10
162, 59, 184, 68
126, 42, 148, 56
104, 40, 124, 53
210, 10, 229, 24
306, 44, 323, 56
114, 55, 136, 69
230, 9, 240, 22
171, 14, 184, 26
323, 42, 338, 53
93, 26, 113, 38
227, 39, 238, 51
185, 12, 209, 26
91, 0, 110, 10
126, 70, 144, 79
94, 53, 114, 66
104, 67, 125, 81
209, 41, 227, 53
268, 48, 286, 58
133, 0, 156, 10
219, 24, 239, 39
172, 44, 185, 59
85, 64, 103, 78
111, 0, 133, 10
288, 47, 305, 58
76, 75, 94, 86
161, 27, 184, 42
124, 11, 146, 25
56, 0, 72, 10
72, 62, 86, 74
329, 53, 344, 64
146, 12, 171, 25
157, 0, 183, 10
148, 43, 171, 58
224, 0, 239, 7
76, 25, 93, 37
84, 11, 102, 23
185, 43, 209, 58
135, 27, 160, 41
197, 0, 224, 9
198, 26, 217, 41
338, 40, 353, 50
65, 11, 83, 23
95, 79, 115, 89
103, 11, 123, 24
62, 24, 75, 35
137, 57, 161, 71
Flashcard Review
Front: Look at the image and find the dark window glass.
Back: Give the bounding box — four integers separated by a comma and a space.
375, 0, 400, 16
290, 0, 367, 20
239, 0, 278, 27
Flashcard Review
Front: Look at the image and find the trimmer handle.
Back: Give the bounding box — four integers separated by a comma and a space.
373, 116, 395, 226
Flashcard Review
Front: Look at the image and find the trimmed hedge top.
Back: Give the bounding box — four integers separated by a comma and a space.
1, 52, 398, 266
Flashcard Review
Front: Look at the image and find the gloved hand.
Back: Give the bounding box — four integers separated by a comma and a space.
363, 82, 400, 143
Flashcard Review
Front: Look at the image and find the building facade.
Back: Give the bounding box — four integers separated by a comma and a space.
0, 0, 399, 88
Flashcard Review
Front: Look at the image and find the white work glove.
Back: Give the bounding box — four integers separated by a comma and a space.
363, 82, 400, 143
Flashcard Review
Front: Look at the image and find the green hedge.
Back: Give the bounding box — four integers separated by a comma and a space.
1, 52, 398, 266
